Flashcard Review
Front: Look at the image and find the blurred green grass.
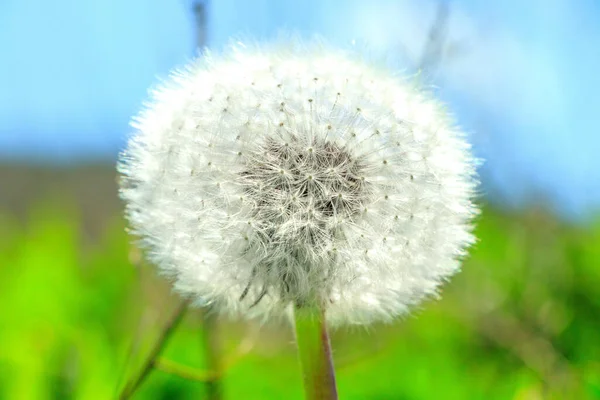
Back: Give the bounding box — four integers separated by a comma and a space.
1, 200, 599, 399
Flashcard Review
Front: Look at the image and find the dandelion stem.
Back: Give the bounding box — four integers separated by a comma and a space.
294, 306, 338, 400
119, 299, 189, 399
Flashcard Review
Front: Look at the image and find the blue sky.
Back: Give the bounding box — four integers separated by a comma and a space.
0, 0, 599, 217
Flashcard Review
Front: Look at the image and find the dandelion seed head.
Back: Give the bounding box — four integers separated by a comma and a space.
119, 41, 478, 325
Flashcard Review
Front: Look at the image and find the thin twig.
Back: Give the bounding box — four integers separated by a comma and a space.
151, 324, 257, 383
119, 298, 191, 399
418, 0, 450, 72
154, 358, 218, 382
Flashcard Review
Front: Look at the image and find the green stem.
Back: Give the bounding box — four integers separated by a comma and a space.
294, 306, 338, 400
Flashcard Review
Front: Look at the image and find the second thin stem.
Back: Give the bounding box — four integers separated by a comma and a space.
119, 299, 190, 399
201, 306, 222, 400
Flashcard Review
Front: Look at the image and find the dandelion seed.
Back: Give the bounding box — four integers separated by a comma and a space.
118, 41, 478, 326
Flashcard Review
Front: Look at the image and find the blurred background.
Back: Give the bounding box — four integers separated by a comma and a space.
1, 0, 599, 399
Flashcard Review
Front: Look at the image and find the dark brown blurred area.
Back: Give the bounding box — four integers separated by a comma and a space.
0, 163, 121, 239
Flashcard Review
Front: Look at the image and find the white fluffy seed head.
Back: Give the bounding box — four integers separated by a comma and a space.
119, 41, 479, 326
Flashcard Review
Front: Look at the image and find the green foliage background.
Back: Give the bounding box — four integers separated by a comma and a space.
1, 199, 599, 399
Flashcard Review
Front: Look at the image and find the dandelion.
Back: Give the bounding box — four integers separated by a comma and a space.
119, 40, 478, 398
119, 41, 478, 326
